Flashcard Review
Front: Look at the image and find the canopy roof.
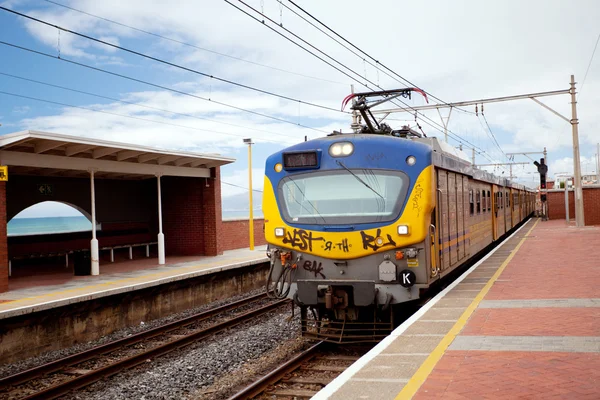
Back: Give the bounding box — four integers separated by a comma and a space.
0, 130, 235, 179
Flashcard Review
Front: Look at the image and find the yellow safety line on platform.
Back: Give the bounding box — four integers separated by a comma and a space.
395, 218, 540, 400
0, 256, 258, 308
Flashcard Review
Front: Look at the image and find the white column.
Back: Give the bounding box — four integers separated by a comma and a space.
90, 169, 99, 275
157, 175, 165, 265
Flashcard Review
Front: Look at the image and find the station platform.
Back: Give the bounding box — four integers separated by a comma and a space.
315, 218, 600, 399
0, 246, 268, 320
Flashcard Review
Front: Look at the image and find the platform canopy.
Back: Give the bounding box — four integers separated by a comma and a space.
0, 130, 235, 179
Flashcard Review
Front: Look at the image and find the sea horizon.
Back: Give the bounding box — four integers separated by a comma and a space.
9, 211, 264, 236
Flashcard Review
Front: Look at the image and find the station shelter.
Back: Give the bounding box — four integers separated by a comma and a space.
0, 130, 235, 293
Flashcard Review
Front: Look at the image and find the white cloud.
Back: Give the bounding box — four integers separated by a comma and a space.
5, 0, 600, 196
12, 105, 30, 115
551, 155, 599, 176
221, 167, 265, 198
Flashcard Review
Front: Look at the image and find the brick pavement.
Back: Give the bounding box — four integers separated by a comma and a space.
412, 219, 600, 399
415, 351, 600, 400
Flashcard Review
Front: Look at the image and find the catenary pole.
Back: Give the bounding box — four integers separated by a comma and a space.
570, 75, 585, 226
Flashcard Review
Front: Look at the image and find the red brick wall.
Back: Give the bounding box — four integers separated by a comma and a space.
547, 186, 600, 225
161, 176, 205, 256
0, 182, 7, 293
221, 218, 266, 251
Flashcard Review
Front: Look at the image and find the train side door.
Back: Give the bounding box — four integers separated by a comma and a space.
504, 189, 509, 233
437, 169, 450, 272
492, 185, 503, 239
448, 172, 458, 266
510, 188, 515, 229
456, 175, 465, 262
461, 175, 470, 260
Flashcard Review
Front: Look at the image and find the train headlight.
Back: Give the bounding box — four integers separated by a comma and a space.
274, 227, 285, 237
406, 155, 416, 166
329, 142, 354, 157
397, 225, 409, 235
274, 163, 283, 172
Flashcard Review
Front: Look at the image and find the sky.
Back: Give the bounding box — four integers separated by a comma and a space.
1, 0, 599, 219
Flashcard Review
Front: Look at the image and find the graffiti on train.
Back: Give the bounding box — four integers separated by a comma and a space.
282, 229, 325, 252
282, 229, 350, 253
412, 182, 424, 217
360, 229, 397, 251
322, 238, 350, 252
303, 260, 326, 279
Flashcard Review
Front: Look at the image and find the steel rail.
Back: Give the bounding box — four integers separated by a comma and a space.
0, 292, 283, 398
17, 298, 288, 400
0, 292, 269, 388
227, 341, 326, 400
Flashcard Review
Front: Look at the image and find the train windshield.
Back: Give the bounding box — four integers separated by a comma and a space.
278, 169, 409, 225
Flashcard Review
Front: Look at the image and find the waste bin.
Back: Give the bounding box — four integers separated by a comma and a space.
73, 250, 91, 276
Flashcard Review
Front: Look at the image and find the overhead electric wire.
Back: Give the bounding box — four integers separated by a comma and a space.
551, 30, 600, 149
0, 40, 328, 134
227, 0, 491, 157
223, 0, 370, 90
284, 0, 475, 115
41, 0, 347, 86
278, 0, 429, 94
0, 5, 344, 114
579, 31, 600, 98
0, 71, 301, 140
221, 181, 263, 193
0, 90, 294, 145
4, 4, 499, 163
480, 113, 507, 159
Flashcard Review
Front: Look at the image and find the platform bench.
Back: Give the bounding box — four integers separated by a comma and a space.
100, 242, 158, 262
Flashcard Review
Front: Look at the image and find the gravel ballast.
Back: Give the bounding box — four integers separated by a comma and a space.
0, 288, 268, 379
66, 307, 302, 400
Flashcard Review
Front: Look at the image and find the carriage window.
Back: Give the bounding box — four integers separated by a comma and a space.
482, 190, 486, 213
500, 192, 503, 208
487, 190, 491, 211
469, 189, 474, 215
476, 190, 481, 214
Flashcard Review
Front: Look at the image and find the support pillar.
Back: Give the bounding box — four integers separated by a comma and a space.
90, 170, 99, 275
157, 175, 165, 265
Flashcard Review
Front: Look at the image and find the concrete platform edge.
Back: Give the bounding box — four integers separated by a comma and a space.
0, 256, 268, 320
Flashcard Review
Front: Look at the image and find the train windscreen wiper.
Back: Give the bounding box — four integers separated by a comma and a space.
335, 160, 384, 200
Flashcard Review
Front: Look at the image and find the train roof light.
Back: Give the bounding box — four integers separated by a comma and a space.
329, 142, 354, 157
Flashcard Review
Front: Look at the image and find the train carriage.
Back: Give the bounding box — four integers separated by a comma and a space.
262, 91, 534, 343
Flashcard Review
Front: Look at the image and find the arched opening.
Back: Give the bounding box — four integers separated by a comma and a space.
7, 202, 102, 283
8, 201, 94, 236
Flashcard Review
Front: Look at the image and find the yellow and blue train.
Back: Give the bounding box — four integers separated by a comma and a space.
262, 127, 535, 342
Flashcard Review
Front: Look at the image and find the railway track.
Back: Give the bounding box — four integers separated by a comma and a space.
228, 341, 371, 400
0, 292, 289, 400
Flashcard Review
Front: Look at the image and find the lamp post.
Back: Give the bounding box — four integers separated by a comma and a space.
243, 138, 254, 250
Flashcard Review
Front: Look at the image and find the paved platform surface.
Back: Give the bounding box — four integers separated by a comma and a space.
315, 219, 600, 399
0, 246, 268, 319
